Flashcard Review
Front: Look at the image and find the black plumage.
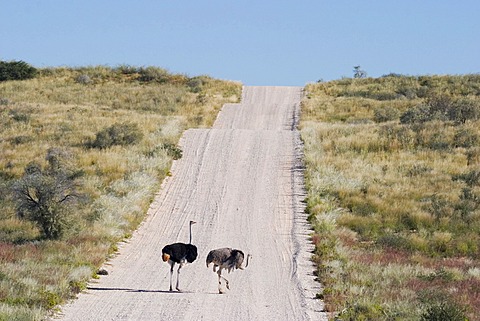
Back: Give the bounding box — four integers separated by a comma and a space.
161, 220, 197, 291
162, 243, 198, 264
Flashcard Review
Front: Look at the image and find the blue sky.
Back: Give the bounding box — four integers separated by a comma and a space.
1, 1, 479, 86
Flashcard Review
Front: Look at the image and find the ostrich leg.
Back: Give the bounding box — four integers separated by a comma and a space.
217, 269, 230, 293
169, 262, 175, 291
176, 263, 184, 291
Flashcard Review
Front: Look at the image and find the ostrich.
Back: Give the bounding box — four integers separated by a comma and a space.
161, 220, 198, 291
206, 247, 251, 294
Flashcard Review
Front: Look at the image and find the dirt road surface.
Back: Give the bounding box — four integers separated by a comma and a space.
56, 86, 327, 321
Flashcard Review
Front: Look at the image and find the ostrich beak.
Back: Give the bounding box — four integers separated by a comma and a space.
162, 253, 170, 262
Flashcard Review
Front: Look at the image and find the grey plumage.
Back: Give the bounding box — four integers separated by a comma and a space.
206, 247, 251, 294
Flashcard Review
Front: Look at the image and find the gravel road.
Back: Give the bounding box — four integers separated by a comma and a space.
56, 86, 327, 321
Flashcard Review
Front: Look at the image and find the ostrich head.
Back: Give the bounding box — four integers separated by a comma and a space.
245, 254, 252, 268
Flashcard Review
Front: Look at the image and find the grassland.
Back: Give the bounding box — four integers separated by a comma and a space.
301, 74, 480, 320
0, 66, 241, 321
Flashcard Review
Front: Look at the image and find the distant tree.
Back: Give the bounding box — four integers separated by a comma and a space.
0, 60, 37, 81
12, 148, 83, 239
353, 65, 367, 79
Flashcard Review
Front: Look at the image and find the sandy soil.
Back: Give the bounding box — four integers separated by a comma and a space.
56, 86, 327, 321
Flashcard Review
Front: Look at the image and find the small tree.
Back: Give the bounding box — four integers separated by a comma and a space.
0, 60, 37, 81
12, 148, 82, 239
353, 65, 367, 79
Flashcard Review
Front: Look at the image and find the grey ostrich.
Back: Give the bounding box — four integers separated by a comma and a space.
206, 247, 251, 294
162, 220, 198, 291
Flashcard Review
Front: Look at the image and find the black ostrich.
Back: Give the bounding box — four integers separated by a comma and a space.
162, 220, 198, 291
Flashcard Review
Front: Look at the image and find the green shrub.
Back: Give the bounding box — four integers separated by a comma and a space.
0, 60, 37, 81
466, 148, 480, 166
9, 109, 31, 122
413, 123, 452, 150
455, 187, 480, 222
377, 233, 413, 251
426, 94, 452, 121
373, 106, 400, 122
162, 143, 183, 160
12, 148, 83, 239
425, 194, 452, 223
448, 97, 480, 124
419, 291, 467, 321
453, 127, 479, 148
8, 135, 33, 145
453, 169, 480, 187
90, 123, 143, 149
378, 124, 416, 149
138, 66, 170, 83
338, 214, 381, 240
338, 302, 385, 321
187, 76, 207, 93
400, 104, 433, 124
36, 289, 62, 310
116, 64, 139, 75
401, 94, 480, 125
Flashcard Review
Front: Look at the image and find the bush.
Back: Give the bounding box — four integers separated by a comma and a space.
75, 74, 92, 85
377, 233, 413, 251
426, 94, 452, 121
401, 94, 480, 125
413, 122, 452, 150
116, 64, 139, 75
8, 135, 33, 145
419, 291, 468, 321
456, 187, 480, 222
466, 148, 480, 166
373, 106, 400, 122
90, 123, 143, 149
187, 76, 209, 93
0, 60, 37, 81
338, 302, 384, 320
378, 124, 416, 149
448, 97, 480, 124
400, 104, 433, 124
453, 169, 480, 187
9, 109, 31, 122
162, 143, 183, 160
452, 127, 479, 148
138, 66, 170, 83
12, 148, 83, 239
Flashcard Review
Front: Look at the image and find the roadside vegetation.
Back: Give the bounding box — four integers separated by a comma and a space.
0, 62, 241, 320
301, 74, 480, 320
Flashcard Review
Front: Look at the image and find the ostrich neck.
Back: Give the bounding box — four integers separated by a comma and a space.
189, 224, 192, 244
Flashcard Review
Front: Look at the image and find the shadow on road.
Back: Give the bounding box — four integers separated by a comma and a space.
87, 286, 192, 294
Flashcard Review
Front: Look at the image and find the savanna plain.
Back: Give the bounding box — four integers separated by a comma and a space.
1, 62, 480, 320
